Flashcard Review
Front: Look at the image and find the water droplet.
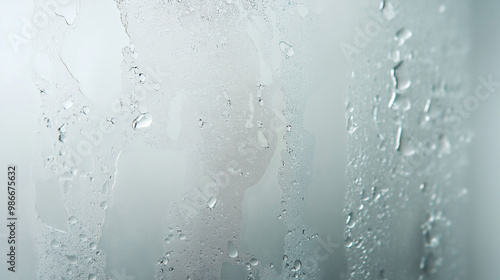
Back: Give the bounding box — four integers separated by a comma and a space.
292, 260, 302, 271
346, 102, 354, 113
424, 98, 432, 113
429, 237, 440, 248
207, 196, 217, 210
50, 239, 60, 248
380, 0, 398, 20
347, 115, 358, 134
102, 181, 110, 194
138, 73, 146, 83
79, 234, 88, 242
58, 133, 67, 143
279, 42, 288, 51
88, 274, 96, 280
62, 99, 73, 110
395, 125, 403, 148
100, 201, 109, 210
389, 49, 401, 62
372, 106, 379, 123
227, 241, 238, 258
179, 233, 187, 240
81, 106, 90, 115
249, 258, 259, 266
286, 125, 292, 132
346, 212, 356, 228
157, 256, 169, 265
257, 130, 269, 148
391, 61, 411, 92
279, 41, 294, 58
132, 113, 153, 129
198, 119, 205, 128
437, 134, 451, 156
66, 255, 77, 264
395, 28, 412, 46
346, 236, 353, 248
395, 126, 415, 156
389, 93, 412, 112
89, 242, 97, 250
68, 216, 78, 224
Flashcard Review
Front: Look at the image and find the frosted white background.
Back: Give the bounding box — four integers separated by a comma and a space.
0, 0, 498, 279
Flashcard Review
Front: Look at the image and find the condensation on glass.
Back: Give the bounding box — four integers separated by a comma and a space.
26, 0, 470, 279
345, 0, 470, 279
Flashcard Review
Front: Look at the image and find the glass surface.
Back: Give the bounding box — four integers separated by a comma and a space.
0, 0, 499, 279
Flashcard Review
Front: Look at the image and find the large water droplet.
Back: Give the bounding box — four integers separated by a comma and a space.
279, 41, 294, 58
157, 256, 169, 265
50, 239, 60, 248
207, 196, 217, 210
380, 0, 398, 20
100, 201, 109, 210
346, 212, 356, 228
227, 241, 238, 258
257, 130, 269, 148
395, 28, 412, 46
391, 61, 411, 92
395, 126, 415, 156
249, 258, 259, 266
292, 260, 302, 271
68, 216, 78, 224
102, 181, 110, 194
62, 99, 73, 110
132, 112, 153, 129
347, 115, 358, 134
81, 106, 90, 115
389, 93, 412, 112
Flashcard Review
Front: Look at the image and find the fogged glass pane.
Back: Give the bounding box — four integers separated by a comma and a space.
1, 0, 499, 280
